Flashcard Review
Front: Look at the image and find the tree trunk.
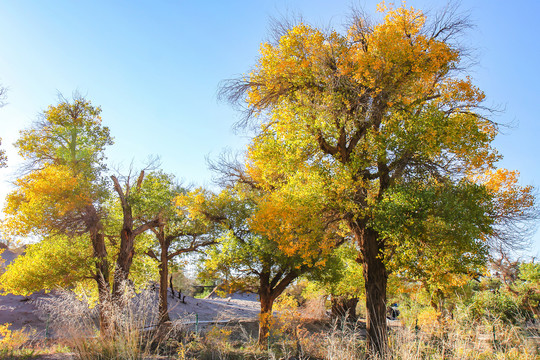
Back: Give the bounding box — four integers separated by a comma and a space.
96, 274, 113, 336
258, 286, 273, 348
256, 269, 299, 348
359, 227, 388, 358
88, 225, 112, 336
111, 174, 136, 299
331, 295, 359, 322
158, 248, 171, 324
112, 228, 135, 298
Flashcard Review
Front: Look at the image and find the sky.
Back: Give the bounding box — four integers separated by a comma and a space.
0, 0, 539, 254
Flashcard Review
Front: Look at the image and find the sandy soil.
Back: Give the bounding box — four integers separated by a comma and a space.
0, 291, 57, 334
169, 291, 259, 323
0, 288, 260, 338
0, 247, 260, 339
0, 288, 260, 359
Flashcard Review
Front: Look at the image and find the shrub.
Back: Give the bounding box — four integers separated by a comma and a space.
0, 323, 35, 359
468, 290, 527, 324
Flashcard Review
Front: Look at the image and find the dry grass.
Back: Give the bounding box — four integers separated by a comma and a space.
7, 317, 540, 359
19, 289, 540, 359
38, 284, 181, 360
167, 298, 540, 360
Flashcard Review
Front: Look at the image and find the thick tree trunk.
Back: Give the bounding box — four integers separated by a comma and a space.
96, 274, 113, 336
111, 175, 136, 298
359, 227, 388, 358
158, 248, 171, 324
331, 295, 359, 322
88, 222, 112, 335
258, 286, 273, 348
112, 229, 135, 298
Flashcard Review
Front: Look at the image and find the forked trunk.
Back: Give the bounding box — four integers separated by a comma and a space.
110, 174, 136, 299
359, 227, 388, 358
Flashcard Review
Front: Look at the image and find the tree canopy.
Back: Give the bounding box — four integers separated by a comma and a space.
3, 95, 112, 238
219, 3, 537, 355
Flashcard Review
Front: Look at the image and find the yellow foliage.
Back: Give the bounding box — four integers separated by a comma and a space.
416, 307, 440, 329
205, 325, 232, 346
3, 164, 93, 237
0, 323, 33, 354
473, 168, 535, 227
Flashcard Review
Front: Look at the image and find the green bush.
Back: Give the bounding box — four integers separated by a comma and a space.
468, 290, 527, 324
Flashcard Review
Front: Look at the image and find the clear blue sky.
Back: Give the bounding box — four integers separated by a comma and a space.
0, 1, 539, 254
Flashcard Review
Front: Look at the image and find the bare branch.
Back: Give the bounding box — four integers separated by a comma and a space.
167, 238, 216, 261
207, 149, 263, 190
0, 84, 7, 108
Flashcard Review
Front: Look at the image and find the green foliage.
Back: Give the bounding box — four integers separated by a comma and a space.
0, 234, 94, 295
514, 262, 540, 318
15, 95, 112, 175
519, 262, 540, 283
375, 179, 493, 300
467, 290, 526, 324
306, 243, 364, 299
128, 231, 160, 288
130, 171, 179, 221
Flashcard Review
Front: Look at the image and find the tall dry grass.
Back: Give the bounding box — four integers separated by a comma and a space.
262, 304, 538, 359
38, 284, 180, 360
34, 286, 540, 359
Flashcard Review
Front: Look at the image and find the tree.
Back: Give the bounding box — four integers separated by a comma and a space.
2, 94, 115, 330
220, 3, 536, 356
188, 169, 343, 347
132, 171, 216, 323
110, 170, 163, 299
2, 96, 173, 331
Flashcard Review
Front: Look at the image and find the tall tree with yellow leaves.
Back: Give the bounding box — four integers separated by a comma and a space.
2, 94, 114, 330
220, 3, 537, 355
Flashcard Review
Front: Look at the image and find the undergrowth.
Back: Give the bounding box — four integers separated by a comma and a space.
0, 323, 35, 359
14, 288, 539, 359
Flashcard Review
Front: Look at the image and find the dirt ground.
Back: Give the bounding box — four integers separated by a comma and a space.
0, 289, 261, 338
1, 247, 260, 338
